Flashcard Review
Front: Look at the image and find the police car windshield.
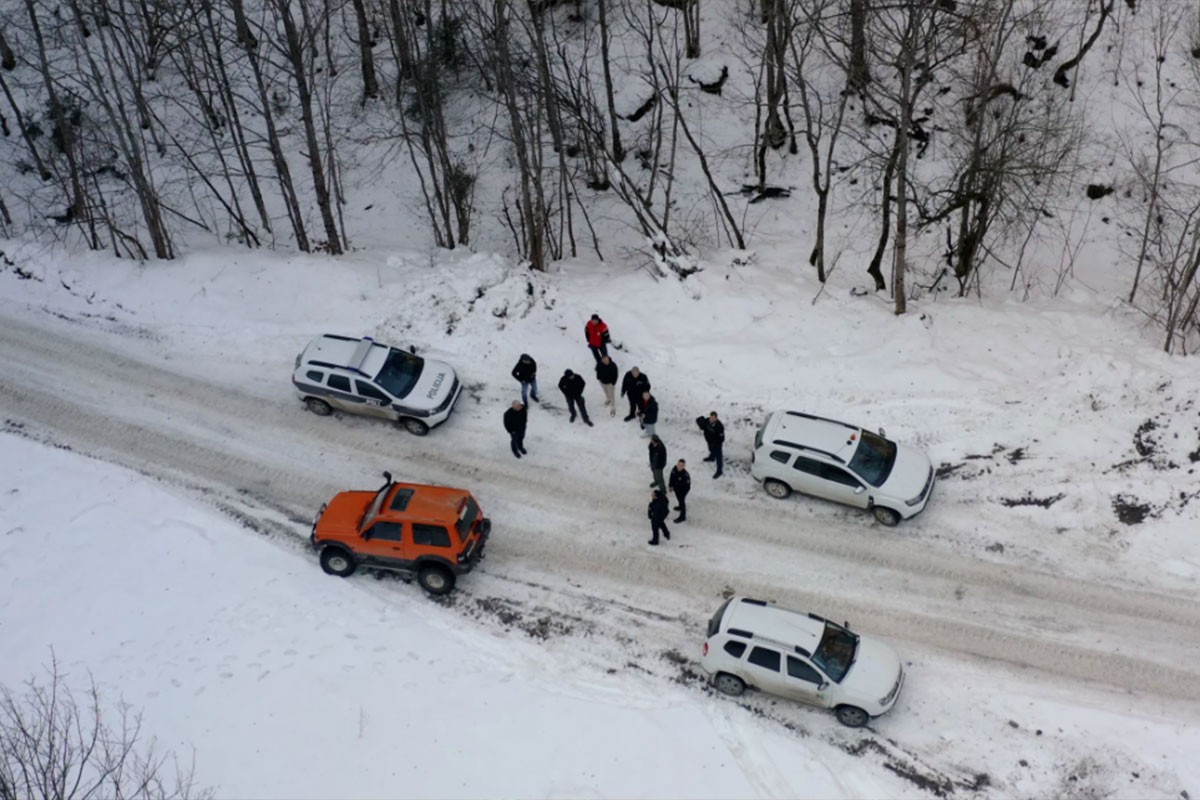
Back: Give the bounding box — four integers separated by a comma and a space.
375, 349, 424, 398
848, 430, 896, 487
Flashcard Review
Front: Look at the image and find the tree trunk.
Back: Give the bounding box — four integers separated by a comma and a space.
848, 0, 869, 90
0, 21, 16, 70
597, 0, 624, 163
350, 0, 379, 100
231, 0, 310, 252
683, 0, 700, 58
892, 9, 917, 316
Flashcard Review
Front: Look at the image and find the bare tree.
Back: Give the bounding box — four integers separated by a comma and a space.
788, 0, 849, 283
597, 0, 625, 163
847, 0, 870, 91
0, 656, 212, 800
350, 0, 380, 100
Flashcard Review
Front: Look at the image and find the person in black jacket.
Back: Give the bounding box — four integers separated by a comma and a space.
620, 367, 650, 422
648, 434, 667, 493
639, 391, 659, 437
503, 400, 528, 458
697, 411, 725, 478
558, 369, 593, 426
595, 355, 619, 416
669, 459, 691, 522
512, 354, 539, 405
647, 489, 671, 546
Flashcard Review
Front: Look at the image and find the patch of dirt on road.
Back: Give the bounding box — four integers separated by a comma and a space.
1111, 494, 1157, 526
1000, 492, 1065, 508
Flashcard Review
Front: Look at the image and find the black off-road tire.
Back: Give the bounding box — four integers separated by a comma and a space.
320, 547, 356, 577
417, 564, 455, 595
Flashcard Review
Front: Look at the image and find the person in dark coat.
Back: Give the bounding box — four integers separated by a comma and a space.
639, 391, 659, 438
512, 354, 539, 405
648, 434, 667, 493
584, 314, 610, 362
647, 489, 671, 546
697, 411, 725, 478
503, 400, 528, 458
620, 367, 650, 422
558, 369, 593, 426
669, 459, 691, 523
595, 355, 619, 416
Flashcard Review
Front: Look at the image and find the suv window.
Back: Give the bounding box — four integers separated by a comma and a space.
356, 380, 391, 403
748, 646, 781, 672
819, 464, 861, 488
305, 370, 325, 383
812, 625, 858, 683
769, 450, 791, 464
389, 488, 414, 511
787, 656, 823, 684
848, 430, 898, 487
413, 524, 451, 547
365, 521, 403, 542
328, 374, 352, 393
723, 641, 747, 658
793, 456, 825, 476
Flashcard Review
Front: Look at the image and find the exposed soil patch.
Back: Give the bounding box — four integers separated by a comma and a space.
1111, 494, 1155, 525
1000, 492, 1065, 508
467, 595, 578, 640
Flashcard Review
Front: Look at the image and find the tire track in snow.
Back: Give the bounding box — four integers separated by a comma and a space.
3, 313, 1200, 702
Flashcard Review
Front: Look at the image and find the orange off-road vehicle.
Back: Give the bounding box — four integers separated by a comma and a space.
310, 472, 490, 596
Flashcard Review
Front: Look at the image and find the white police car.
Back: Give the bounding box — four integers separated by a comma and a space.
292, 335, 461, 435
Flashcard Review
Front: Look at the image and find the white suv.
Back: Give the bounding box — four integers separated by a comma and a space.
292, 335, 461, 435
700, 596, 904, 728
750, 410, 934, 526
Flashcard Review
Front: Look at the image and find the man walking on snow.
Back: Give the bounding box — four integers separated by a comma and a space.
620, 367, 650, 422
647, 489, 671, 546
584, 314, 610, 362
697, 410, 725, 478
558, 369, 593, 426
512, 354, 539, 405
648, 434, 667, 494
669, 459, 691, 523
503, 401, 528, 458
595, 355, 618, 416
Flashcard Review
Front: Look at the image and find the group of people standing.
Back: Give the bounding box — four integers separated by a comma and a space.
502, 313, 726, 547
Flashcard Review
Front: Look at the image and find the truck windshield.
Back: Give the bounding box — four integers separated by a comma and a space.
375, 349, 424, 399
360, 484, 390, 531
812, 623, 859, 683
847, 430, 896, 487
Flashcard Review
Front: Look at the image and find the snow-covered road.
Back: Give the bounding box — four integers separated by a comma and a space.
5, 311, 1199, 709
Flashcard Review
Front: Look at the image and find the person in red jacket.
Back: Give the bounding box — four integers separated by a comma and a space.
584, 314, 610, 362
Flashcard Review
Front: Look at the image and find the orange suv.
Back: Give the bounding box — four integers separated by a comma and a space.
310, 472, 490, 595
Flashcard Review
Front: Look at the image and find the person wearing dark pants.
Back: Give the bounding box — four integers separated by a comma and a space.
669, 459, 691, 523
698, 411, 725, 478
620, 367, 650, 422
647, 489, 671, 546
584, 314, 610, 363
503, 401, 528, 458
558, 369, 593, 426
648, 435, 667, 493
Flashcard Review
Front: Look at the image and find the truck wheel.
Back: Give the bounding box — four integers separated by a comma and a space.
417, 564, 455, 595
320, 547, 356, 577
305, 398, 333, 416
402, 418, 429, 436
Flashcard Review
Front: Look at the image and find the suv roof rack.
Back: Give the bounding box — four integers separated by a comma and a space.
771, 439, 846, 464
784, 410, 858, 433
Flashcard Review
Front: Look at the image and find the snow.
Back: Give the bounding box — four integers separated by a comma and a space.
2, 241, 1199, 799
3, 1, 1200, 796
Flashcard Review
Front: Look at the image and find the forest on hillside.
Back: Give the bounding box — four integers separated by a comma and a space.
0, 0, 1198, 350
